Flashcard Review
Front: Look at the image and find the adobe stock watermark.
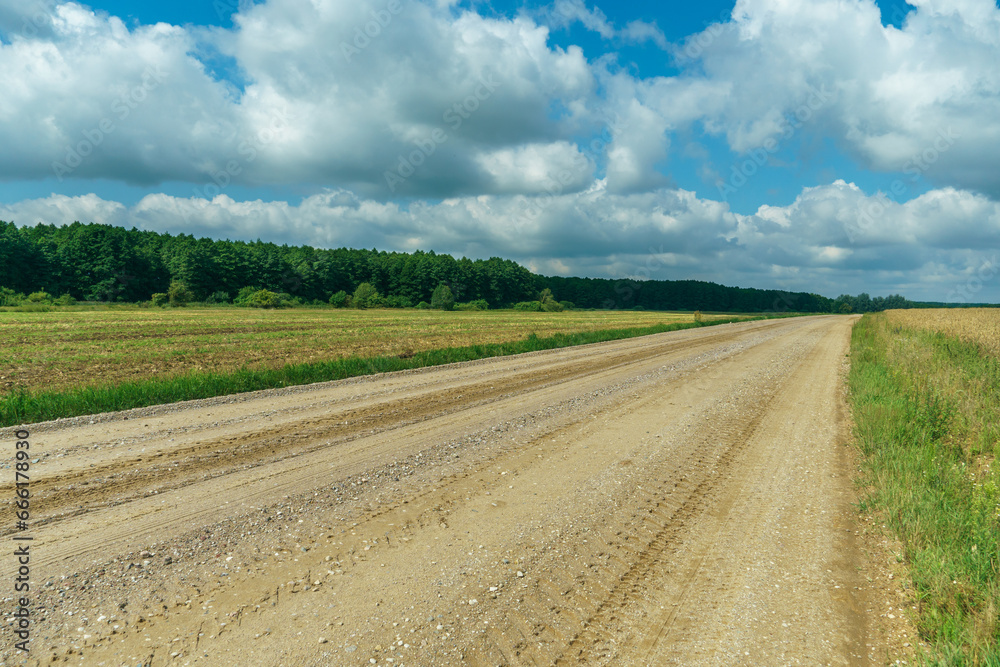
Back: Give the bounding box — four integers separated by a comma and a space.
17, 7, 52, 39
846, 127, 960, 243
383, 71, 501, 192
947, 255, 998, 304
341, 0, 404, 63
181, 108, 293, 221
674, 8, 731, 63
51, 66, 168, 181
715, 83, 834, 201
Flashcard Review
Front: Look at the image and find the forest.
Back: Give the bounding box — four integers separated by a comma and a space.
0, 221, 932, 313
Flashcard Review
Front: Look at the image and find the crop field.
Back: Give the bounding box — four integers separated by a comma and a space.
851, 309, 1000, 663
885, 307, 1000, 356
0, 306, 748, 398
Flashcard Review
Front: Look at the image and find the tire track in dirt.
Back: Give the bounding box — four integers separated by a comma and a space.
0, 316, 879, 666
9, 322, 774, 530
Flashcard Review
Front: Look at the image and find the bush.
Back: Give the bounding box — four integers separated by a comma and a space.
431, 284, 455, 311
150, 293, 169, 307
455, 299, 489, 311
245, 289, 286, 309
0, 288, 24, 307
328, 290, 349, 308
234, 286, 260, 306
353, 283, 381, 309
538, 288, 563, 312
514, 301, 542, 312
54, 293, 77, 306
385, 295, 414, 309
27, 291, 53, 304
205, 290, 230, 304
416, 301, 431, 310
167, 281, 193, 307
559, 301, 575, 311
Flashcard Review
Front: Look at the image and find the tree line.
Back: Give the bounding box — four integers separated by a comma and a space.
0, 221, 937, 312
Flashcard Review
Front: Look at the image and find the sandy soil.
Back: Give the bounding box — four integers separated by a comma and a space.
0, 315, 905, 666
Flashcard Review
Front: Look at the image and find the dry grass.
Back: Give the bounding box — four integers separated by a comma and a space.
0, 306, 742, 396
885, 308, 1000, 356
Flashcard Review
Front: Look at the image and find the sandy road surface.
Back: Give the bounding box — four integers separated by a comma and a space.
0, 315, 882, 666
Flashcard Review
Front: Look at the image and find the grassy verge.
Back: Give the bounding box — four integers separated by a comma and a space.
849, 313, 1000, 664
1, 315, 762, 428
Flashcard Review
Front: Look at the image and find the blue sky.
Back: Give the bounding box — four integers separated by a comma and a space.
1, 0, 999, 301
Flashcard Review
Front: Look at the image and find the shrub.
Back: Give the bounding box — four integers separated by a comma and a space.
559, 301, 575, 311
416, 301, 431, 310
234, 286, 260, 306
455, 299, 489, 311
54, 293, 77, 306
27, 291, 53, 303
352, 283, 381, 309
385, 295, 414, 309
431, 284, 455, 311
245, 289, 285, 309
328, 291, 349, 308
205, 290, 231, 304
150, 293, 169, 307
538, 288, 563, 312
167, 281, 193, 307
0, 288, 24, 306
514, 301, 542, 312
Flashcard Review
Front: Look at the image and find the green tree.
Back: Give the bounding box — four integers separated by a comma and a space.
27, 291, 53, 303
431, 284, 455, 311
167, 281, 193, 307
352, 282, 380, 309
246, 289, 284, 308
538, 288, 563, 312
329, 290, 349, 308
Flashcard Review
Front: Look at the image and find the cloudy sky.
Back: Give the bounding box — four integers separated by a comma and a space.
1, 0, 999, 302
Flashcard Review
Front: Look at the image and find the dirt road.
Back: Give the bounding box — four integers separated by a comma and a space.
1, 315, 884, 666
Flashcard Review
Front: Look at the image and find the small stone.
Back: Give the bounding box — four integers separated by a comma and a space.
516, 571, 524, 577
318, 637, 327, 644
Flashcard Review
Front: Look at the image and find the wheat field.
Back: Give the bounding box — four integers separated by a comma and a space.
885, 308, 1000, 356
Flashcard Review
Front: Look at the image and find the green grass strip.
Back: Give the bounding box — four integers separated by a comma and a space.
849, 314, 1000, 665
1, 316, 765, 428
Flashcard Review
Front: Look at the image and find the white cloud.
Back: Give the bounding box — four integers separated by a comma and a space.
4, 181, 999, 301
543, 0, 667, 48
663, 0, 1000, 197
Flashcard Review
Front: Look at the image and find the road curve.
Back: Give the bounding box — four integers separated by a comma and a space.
0, 315, 879, 666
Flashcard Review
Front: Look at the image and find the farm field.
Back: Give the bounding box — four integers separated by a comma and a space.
885, 307, 1000, 355
850, 308, 1000, 663
0, 307, 749, 397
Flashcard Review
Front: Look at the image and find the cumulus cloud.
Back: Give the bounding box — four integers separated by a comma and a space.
3, 0, 1000, 201
4, 181, 999, 301
542, 0, 667, 48
662, 0, 1000, 197
0, 0, 601, 196
3, 0, 1000, 301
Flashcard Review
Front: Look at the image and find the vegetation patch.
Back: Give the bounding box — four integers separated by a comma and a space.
849, 311, 1000, 664
1, 313, 761, 428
